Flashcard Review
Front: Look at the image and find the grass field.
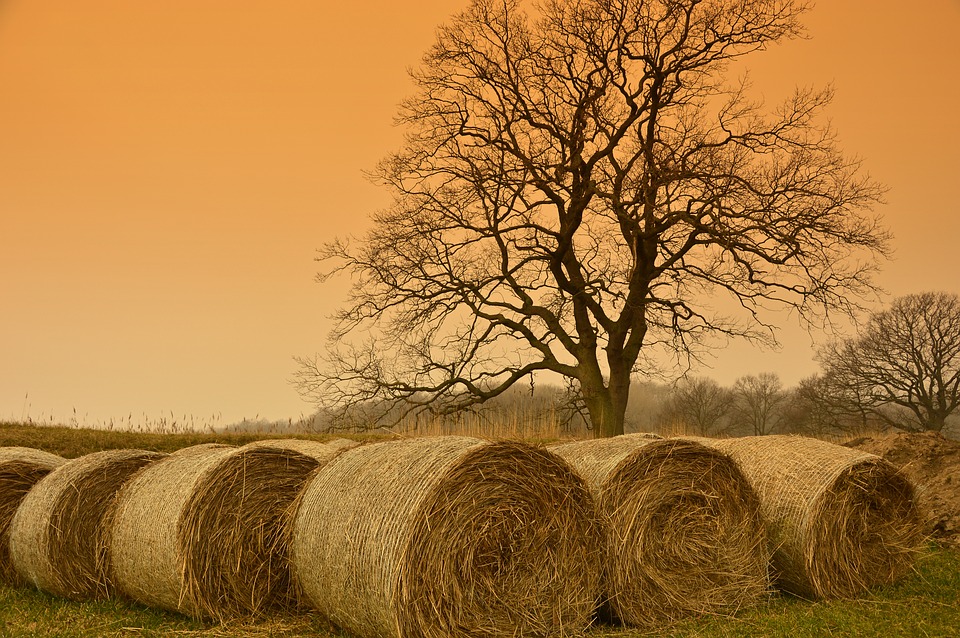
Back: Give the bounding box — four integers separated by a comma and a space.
2, 421, 958, 637
1, 545, 956, 637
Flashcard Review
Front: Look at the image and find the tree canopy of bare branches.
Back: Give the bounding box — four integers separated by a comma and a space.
296, 0, 889, 437
662, 376, 731, 435
817, 292, 960, 433
731, 372, 785, 435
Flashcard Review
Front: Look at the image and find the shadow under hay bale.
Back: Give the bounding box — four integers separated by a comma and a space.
0, 447, 66, 585
9, 449, 166, 600
291, 436, 603, 638
550, 435, 769, 628
108, 440, 358, 620
693, 435, 925, 599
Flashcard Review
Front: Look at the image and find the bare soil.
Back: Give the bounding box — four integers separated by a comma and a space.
845, 430, 960, 545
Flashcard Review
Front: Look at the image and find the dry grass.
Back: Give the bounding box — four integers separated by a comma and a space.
292, 436, 602, 638
8, 449, 165, 600
551, 434, 770, 628
695, 435, 926, 599
0, 447, 66, 585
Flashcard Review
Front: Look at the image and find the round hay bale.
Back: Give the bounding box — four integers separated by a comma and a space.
108, 443, 238, 612
8, 449, 166, 600
0, 447, 65, 585
179, 438, 359, 621
694, 435, 925, 599
550, 435, 769, 628
291, 436, 602, 638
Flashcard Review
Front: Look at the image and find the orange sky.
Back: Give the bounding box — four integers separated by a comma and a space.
2, 1, 959, 428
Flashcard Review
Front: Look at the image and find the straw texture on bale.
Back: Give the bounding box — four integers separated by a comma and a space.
693, 435, 925, 599
292, 436, 602, 638
108, 443, 238, 613
179, 438, 360, 620
551, 434, 769, 628
9, 449, 166, 600
0, 447, 65, 585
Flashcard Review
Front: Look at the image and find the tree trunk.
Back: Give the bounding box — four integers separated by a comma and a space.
586, 398, 625, 438
928, 411, 946, 433
581, 368, 629, 438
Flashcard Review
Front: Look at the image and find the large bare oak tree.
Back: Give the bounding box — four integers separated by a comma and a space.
296, 0, 888, 437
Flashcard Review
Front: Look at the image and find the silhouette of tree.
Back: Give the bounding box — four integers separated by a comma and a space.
732, 372, 785, 435
662, 376, 732, 436
296, 0, 888, 437
817, 292, 960, 433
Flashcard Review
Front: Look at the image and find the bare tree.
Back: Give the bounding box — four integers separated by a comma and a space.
817, 292, 960, 433
661, 376, 731, 436
732, 372, 785, 435
780, 374, 874, 437
296, 0, 889, 437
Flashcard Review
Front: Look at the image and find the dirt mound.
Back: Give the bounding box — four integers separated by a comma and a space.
845, 431, 960, 545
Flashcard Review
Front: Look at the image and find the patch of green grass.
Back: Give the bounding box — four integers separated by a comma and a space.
0, 586, 349, 638
598, 544, 960, 637
1, 546, 956, 637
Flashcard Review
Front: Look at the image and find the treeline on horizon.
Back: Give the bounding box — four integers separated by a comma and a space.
224, 374, 958, 441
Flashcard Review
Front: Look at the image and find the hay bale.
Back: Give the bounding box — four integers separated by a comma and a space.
109, 440, 356, 619
0, 447, 65, 585
291, 436, 602, 638
8, 449, 166, 600
179, 438, 359, 620
108, 443, 238, 612
694, 435, 925, 599
550, 435, 769, 628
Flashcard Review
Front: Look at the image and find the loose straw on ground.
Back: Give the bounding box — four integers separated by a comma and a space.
9, 449, 166, 600
108, 440, 358, 619
551, 435, 769, 628
291, 436, 602, 638
692, 435, 925, 599
0, 447, 65, 585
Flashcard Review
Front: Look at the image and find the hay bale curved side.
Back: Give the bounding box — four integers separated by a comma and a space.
700, 435, 925, 599
0, 447, 65, 585
179, 438, 359, 621
9, 449, 166, 600
107, 444, 236, 613
551, 435, 769, 628
292, 436, 602, 638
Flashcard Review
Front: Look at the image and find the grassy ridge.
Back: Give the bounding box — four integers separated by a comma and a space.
1, 421, 957, 637
0, 421, 379, 459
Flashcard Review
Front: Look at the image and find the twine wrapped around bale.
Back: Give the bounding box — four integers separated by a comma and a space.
0, 447, 65, 585
179, 438, 360, 620
693, 435, 925, 599
108, 440, 358, 619
8, 449, 166, 600
551, 435, 769, 628
291, 436, 602, 638
108, 443, 238, 612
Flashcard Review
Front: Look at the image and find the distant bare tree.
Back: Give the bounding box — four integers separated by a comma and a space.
661, 376, 731, 435
817, 292, 960, 433
295, 0, 889, 437
780, 374, 872, 437
732, 372, 786, 436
